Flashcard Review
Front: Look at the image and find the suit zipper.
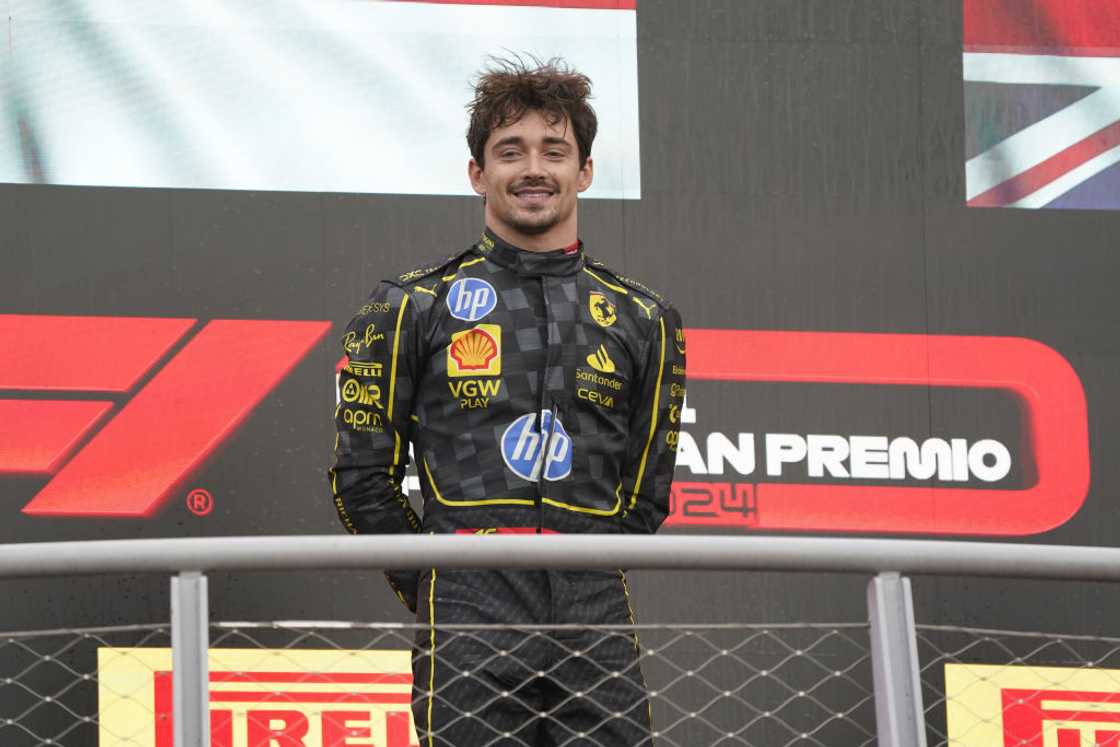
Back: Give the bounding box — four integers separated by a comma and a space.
535, 275, 553, 535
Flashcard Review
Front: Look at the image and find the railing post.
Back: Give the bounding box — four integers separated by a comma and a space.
171, 571, 210, 747
867, 572, 926, 747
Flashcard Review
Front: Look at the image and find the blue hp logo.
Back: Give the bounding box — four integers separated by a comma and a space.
447, 278, 497, 322
501, 411, 573, 482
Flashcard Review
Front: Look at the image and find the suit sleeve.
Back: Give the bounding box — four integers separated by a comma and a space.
328, 282, 422, 610
620, 306, 686, 534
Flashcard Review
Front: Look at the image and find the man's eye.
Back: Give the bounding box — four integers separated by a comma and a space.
499, 150, 521, 159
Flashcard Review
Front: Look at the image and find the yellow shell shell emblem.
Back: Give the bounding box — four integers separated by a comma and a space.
447, 324, 502, 376
451, 329, 496, 368
589, 292, 617, 328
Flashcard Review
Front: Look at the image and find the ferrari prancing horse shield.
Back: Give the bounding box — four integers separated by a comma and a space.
589, 292, 617, 328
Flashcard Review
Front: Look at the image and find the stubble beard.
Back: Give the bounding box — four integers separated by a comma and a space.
504, 204, 560, 235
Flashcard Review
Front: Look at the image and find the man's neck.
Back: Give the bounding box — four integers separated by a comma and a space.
486, 217, 578, 253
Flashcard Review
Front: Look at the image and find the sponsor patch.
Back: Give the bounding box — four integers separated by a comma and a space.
346, 361, 383, 378
342, 406, 383, 432
586, 344, 616, 373
449, 378, 501, 409
575, 368, 623, 391
447, 278, 497, 322
589, 292, 617, 328
578, 387, 615, 409
501, 411, 573, 482
343, 325, 384, 357
448, 324, 501, 377
632, 296, 656, 318
340, 378, 381, 406
359, 301, 391, 315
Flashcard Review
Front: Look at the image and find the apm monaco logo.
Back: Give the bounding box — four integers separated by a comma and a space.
446, 278, 497, 322
0, 315, 329, 517
501, 411, 573, 482
668, 330, 1090, 536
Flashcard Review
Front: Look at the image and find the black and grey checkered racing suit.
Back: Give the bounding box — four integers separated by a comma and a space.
330, 228, 685, 746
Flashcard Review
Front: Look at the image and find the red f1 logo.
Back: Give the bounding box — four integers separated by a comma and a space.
0, 315, 330, 517
678, 330, 1090, 536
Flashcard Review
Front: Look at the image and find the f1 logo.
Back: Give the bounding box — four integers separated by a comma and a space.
681, 330, 1090, 536
0, 315, 330, 517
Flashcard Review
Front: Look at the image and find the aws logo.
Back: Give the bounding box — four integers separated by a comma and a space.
0, 314, 329, 517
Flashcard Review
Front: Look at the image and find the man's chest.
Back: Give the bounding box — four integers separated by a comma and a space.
415, 269, 644, 423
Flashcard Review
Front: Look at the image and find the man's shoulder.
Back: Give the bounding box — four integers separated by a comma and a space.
389, 245, 479, 289
584, 256, 676, 315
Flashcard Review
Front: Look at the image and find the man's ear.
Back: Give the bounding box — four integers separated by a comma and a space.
468, 159, 486, 196
577, 156, 594, 193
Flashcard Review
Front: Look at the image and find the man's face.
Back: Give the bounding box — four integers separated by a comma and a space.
469, 109, 593, 243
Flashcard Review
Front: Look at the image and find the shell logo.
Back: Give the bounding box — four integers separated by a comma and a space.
448, 324, 502, 377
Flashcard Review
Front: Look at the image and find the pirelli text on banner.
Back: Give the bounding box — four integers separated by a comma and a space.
97, 647, 419, 747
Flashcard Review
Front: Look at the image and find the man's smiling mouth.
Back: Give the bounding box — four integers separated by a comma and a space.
512, 186, 556, 203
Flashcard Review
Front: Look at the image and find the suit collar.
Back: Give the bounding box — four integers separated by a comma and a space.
477, 227, 585, 277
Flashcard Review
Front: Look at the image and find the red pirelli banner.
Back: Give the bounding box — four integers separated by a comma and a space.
97, 648, 417, 747
946, 663, 1120, 746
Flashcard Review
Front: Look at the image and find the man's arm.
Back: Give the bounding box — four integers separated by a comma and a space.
620, 306, 686, 534
329, 282, 422, 610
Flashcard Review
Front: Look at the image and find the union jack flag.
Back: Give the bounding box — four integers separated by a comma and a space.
964, 0, 1120, 209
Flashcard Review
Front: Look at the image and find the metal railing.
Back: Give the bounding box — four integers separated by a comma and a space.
4, 534, 1120, 747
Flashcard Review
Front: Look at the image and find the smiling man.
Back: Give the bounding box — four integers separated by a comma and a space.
330, 57, 685, 746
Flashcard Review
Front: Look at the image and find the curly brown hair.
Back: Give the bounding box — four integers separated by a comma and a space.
467, 56, 597, 168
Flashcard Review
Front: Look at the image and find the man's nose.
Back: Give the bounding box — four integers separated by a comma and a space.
523, 151, 548, 177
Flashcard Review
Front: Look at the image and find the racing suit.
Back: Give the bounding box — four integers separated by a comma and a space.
330, 228, 686, 746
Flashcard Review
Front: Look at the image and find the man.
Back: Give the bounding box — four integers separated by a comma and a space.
330, 58, 685, 746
